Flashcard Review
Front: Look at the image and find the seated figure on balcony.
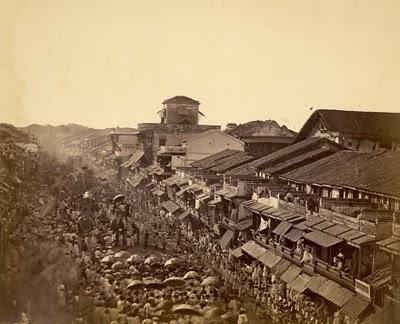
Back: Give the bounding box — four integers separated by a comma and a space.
332, 253, 344, 272
294, 239, 304, 256
301, 247, 314, 265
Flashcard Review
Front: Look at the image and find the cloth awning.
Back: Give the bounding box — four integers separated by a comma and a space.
241, 240, 267, 259
258, 250, 282, 269
177, 210, 192, 221
280, 265, 302, 284
161, 200, 180, 214
152, 189, 166, 197
303, 230, 343, 248
340, 295, 370, 321
289, 274, 312, 293
305, 274, 353, 307
273, 221, 293, 236
284, 228, 304, 242
271, 259, 291, 277
377, 236, 400, 256
208, 198, 222, 206
230, 247, 243, 258
234, 218, 253, 231
219, 230, 235, 250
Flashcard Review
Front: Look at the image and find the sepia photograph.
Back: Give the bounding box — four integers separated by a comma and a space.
0, 0, 399, 323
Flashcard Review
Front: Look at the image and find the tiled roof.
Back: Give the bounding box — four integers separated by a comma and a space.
303, 230, 343, 248
296, 109, 400, 142
281, 150, 400, 198
280, 265, 302, 284
191, 149, 239, 169
208, 152, 255, 173
289, 274, 312, 293
161, 200, 180, 214
306, 274, 353, 307
219, 230, 235, 250
284, 228, 305, 242
162, 96, 199, 105
273, 221, 293, 236
340, 295, 370, 321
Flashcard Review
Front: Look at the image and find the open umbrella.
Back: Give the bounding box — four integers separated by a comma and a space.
101, 255, 114, 264
201, 276, 219, 287
144, 255, 159, 265
164, 258, 181, 267
111, 261, 124, 270
127, 279, 145, 289
144, 278, 165, 289
183, 271, 200, 280
172, 304, 201, 316
114, 251, 130, 259
163, 276, 184, 287
113, 194, 125, 203
127, 254, 142, 263
156, 299, 174, 311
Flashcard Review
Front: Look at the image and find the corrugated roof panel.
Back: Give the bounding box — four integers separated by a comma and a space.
323, 224, 351, 236
313, 220, 335, 231
258, 250, 282, 268
280, 265, 302, 284
289, 274, 312, 293
234, 219, 253, 231
340, 295, 370, 321
285, 228, 305, 242
271, 259, 291, 277
303, 230, 343, 248
219, 230, 235, 250
304, 217, 325, 227
273, 221, 293, 236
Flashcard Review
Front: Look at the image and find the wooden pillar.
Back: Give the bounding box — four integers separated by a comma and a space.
358, 246, 363, 278
352, 248, 358, 279
371, 246, 376, 275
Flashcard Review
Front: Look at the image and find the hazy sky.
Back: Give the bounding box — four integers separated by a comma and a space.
1, 0, 400, 130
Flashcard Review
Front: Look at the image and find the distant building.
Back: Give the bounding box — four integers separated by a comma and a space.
137, 96, 221, 168
225, 120, 296, 158
295, 109, 400, 152
109, 128, 140, 158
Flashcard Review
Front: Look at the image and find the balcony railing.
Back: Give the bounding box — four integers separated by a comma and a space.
254, 237, 356, 291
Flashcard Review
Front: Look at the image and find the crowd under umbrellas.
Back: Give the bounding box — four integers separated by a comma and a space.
50, 176, 331, 324
54, 189, 246, 324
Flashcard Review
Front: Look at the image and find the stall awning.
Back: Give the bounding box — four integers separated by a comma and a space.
258, 250, 281, 269
230, 247, 243, 258
280, 265, 302, 284
152, 189, 166, 197
289, 274, 312, 293
161, 200, 180, 214
377, 236, 400, 256
241, 240, 267, 259
323, 224, 351, 236
305, 274, 353, 307
271, 259, 291, 277
284, 228, 304, 242
303, 230, 343, 248
208, 198, 222, 206
219, 230, 235, 250
349, 234, 376, 247
273, 221, 293, 236
223, 191, 238, 199
126, 175, 145, 188
177, 210, 192, 221
176, 186, 189, 197
340, 295, 370, 321
234, 218, 253, 231
245, 201, 271, 213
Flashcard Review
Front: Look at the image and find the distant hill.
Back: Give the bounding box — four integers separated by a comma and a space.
0, 123, 31, 143
226, 120, 297, 138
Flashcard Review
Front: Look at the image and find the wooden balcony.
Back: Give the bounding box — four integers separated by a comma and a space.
254, 238, 356, 291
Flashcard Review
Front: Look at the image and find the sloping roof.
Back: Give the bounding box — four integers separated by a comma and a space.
183, 129, 244, 145
227, 137, 345, 175
219, 230, 235, 250
305, 274, 353, 307
161, 200, 181, 214
377, 236, 400, 256
208, 152, 255, 173
340, 295, 370, 321
260, 145, 341, 175
162, 96, 200, 105
280, 265, 302, 284
273, 221, 293, 236
121, 151, 145, 168
296, 109, 400, 142
281, 150, 400, 198
289, 273, 312, 293
303, 230, 343, 248
226, 120, 296, 138
191, 149, 239, 168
